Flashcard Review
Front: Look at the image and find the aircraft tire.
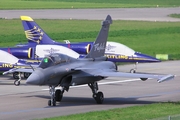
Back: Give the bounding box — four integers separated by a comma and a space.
48, 100, 51, 106
13, 72, 19, 79
95, 91, 104, 104
24, 72, 31, 79
14, 80, 20, 86
55, 90, 63, 102
48, 99, 56, 106
130, 69, 136, 73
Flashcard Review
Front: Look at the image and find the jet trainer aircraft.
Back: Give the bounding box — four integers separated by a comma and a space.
26, 15, 174, 106
1, 44, 81, 85
19, 15, 160, 73
0, 49, 39, 85
0, 16, 160, 74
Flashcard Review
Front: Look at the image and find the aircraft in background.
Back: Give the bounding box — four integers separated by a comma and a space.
0, 16, 160, 75
0, 50, 38, 85
26, 15, 174, 106
20, 15, 161, 72
1, 44, 81, 85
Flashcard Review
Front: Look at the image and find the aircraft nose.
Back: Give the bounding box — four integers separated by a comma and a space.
26, 70, 44, 85
135, 52, 161, 62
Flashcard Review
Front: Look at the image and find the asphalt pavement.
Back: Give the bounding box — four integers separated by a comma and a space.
0, 60, 179, 120
0, 8, 180, 120
0, 8, 180, 21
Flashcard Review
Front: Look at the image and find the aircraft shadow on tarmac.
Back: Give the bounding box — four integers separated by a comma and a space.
24, 94, 159, 107
0, 80, 27, 86
0, 75, 27, 85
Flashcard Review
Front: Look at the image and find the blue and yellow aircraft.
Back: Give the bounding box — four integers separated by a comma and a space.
19, 16, 160, 72
1, 44, 82, 86
0, 16, 160, 77
20, 16, 160, 63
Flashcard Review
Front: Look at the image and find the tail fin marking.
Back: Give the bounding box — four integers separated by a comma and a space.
85, 15, 112, 58
21, 16, 55, 44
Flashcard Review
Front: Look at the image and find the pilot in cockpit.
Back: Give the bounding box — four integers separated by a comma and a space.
39, 53, 69, 69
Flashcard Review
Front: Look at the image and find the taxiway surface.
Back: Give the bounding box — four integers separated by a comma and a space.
0, 8, 180, 21
0, 61, 179, 120
0, 8, 180, 120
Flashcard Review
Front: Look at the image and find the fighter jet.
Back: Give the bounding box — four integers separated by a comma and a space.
26, 15, 174, 106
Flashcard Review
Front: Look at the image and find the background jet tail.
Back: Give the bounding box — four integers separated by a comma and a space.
21, 16, 55, 44
85, 15, 112, 58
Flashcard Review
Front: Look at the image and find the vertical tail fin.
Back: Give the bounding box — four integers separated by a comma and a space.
21, 16, 55, 44
85, 15, 112, 58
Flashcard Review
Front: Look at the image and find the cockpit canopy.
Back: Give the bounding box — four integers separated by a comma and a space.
39, 53, 70, 69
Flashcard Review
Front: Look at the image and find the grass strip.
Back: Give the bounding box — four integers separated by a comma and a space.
168, 14, 180, 19
38, 102, 180, 120
0, 0, 180, 9
0, 19, 180, 59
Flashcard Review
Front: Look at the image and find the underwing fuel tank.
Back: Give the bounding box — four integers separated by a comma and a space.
0, 47, 35, 59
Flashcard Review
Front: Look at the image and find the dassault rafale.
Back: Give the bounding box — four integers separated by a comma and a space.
26, 15, 174, 106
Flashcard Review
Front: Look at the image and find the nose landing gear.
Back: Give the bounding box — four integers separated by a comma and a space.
48, 86, 65, 106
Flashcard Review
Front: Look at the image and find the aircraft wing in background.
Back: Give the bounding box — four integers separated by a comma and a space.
3, 67, 35, 75
3, 65, 38, 86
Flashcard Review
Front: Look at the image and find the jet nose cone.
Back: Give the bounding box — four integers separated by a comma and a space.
135, 52, 161, 62
26, 70, 44, 85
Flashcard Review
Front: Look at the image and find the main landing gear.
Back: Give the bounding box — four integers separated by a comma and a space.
47, 82, 104, 106
48, 86, 65, 106
88, 82, 104, 104
130, 62, 138, 73
23, 72, 31, 79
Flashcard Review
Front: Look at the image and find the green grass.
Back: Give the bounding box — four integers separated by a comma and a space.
169, 14, 180, 19
0, 0, 180, 9
0, 19, 180, 59
38, 102, 180, 120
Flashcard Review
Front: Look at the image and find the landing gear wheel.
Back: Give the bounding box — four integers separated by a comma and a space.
48, 100, 51, 106
24, 72, 31, 79
13, 72, 19, 79
89, 82, 104, 104
130, 69, 136, 73
55, 90, 63, 102
14, 80, 20, 86
48, 98, 56, 106
93, 92, 104, 104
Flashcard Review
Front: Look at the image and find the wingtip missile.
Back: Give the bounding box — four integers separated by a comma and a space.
157, 74, 175, 83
